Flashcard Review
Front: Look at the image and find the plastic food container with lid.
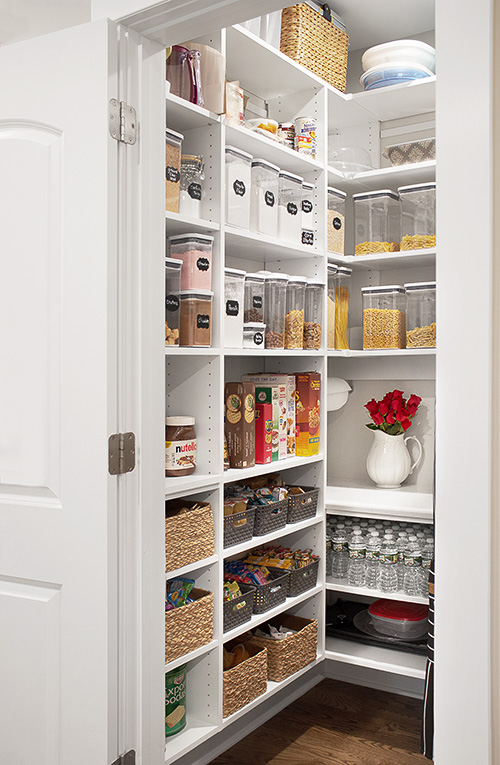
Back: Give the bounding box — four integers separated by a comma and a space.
285, 276, 307, 349
165, 128, 184, 213
250, 158, 279, 237
361, 63, 433, 91
264, 272, 289, 349
179, 154, 204, 218
327, 187, 347, 254
368, 599, 429, 639
304, 279, 324, 350
361, 39, 436, 74
165, 257, 183, 346
179, 289, 214, 346
405, 281, 436, 348
225, 145, 253, 229
398, 182, 436, 250
301, 182, 315, 244
353, 190, 401, 255
243, 322, 266, 348
334, 266, 352, 350
327, 264, 337, 349
224, 267, 246, 348
362, 285, 406, 349
244, 272, 265, 323
278, 171, 303, 243
168, 233, 213, 291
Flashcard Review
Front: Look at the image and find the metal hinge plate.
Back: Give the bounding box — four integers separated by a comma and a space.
111, 751, 136, 765
108, 432, 136, 475
109, 99, 137, 144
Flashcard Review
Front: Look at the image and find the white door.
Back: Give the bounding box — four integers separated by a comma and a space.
0, 19, 122, 765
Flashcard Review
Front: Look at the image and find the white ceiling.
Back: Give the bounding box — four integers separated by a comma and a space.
0, 0, 90, 45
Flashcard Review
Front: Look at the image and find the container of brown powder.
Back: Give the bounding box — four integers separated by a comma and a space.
166, 128, 184, 213
179, 289, 214, 346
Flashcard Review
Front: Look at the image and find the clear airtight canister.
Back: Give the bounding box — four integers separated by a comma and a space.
243, 322, 266, 348
327, 187, 347, 254
250, 159, 279, 237
353, 189, 400, 255
224, 267, 246, 348
304, 279, 324, 349
285, 276, 307, 349
244, 272, 265, 323
278, 171, 303, 243
168, 233, 213, 291
327, 264, 337, 349
398, 182, 436, 250
264, 273, 289, 349
225, 145, 253, 228
405, 281, 436, 348
301, 182, 315, 246
165, 257, 183, 346
179, 154, 204, 218
362, 285, 406, 349
165, 128, 183, 213
334, 267, 352, 349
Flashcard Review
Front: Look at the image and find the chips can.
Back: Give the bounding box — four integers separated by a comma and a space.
165, 664, 187, 737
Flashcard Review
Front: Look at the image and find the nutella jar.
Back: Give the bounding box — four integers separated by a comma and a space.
165, 416, 197, 476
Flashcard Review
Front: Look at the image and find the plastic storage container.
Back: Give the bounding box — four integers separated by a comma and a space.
327, 264, 337, 349
179, 154, 204, 218
301, 182, 315, 246
285, 276, 307, 349
168, 233, 213, 291
165, 128, 184, 213
250, 159, 279, 237
243, 322, 266, 348
368, 599, 429, 639
244, 272, 265, 324
334, 267, 352, 349
362, 285, 406, 349
278, 171, 303, 244
399, 182, 436, 250
224, 267, 246, 348
405, 281, 436, 348
179, 290, 214, 346
327, 187, 347, 254
304, 279, 324, 349
165, 257, 183, 346
353, 190, 400, 255
225, 145, 253, 229
361, 63, 433, 91
264, 273, 289, 349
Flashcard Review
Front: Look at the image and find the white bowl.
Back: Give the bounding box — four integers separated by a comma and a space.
362, 40, 436, 74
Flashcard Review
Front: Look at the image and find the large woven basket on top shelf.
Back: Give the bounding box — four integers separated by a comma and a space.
280, 3, 349, 92
250, 615, 318, 682
223, 643, 268, 717
165, 588, 214, 663
165, 500, 214, 571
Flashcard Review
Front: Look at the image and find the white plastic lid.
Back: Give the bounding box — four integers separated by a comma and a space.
165, 257, 183, 268
165, 416, 195, 425
302, 181, 315, 190
404, 281, 436, 291
327, 263, 339, 273
267, 272, 290, 281
336, 267, 352, 276
225, 267, 247, 278
287, 276, 308, 285
168, 233, 214, 244
361, 285, 404, 294
328, 186, 347, 199
398, 182, 436, 194
244, 322, 266, 330
251, 158, 280, 172
306, 278, 325, 287
245, 272, 266, 282
353, 189, 399, 201
165, 128, 184, 142
279, 170, 304, 183
225, 145, 253, 161
179, 289, 214, 297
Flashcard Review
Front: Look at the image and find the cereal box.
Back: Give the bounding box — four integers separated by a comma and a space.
295, 372, 321, 457
225, 382, 255, 468
255, 403, 273, 464
242, 374, 296, 457
252, 385, 279, 462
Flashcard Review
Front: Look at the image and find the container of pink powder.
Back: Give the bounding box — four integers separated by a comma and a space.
167, 233, 214, 291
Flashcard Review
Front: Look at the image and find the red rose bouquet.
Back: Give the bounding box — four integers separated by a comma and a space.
364, 389, 422, 435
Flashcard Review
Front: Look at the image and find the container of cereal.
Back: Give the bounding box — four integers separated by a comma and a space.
179, 154, 204, 218
165, 664, 187, 736
264, 272, 289, 349
225, 145, 253, 229
327, 187, 347, 254
285, 276, 307, 349
278, 171, 303, 243
165, 128, 184, 213
353, 189, 400, 255
224, 267, 246, 348
244, 272, 265, 323
405, 281, 436, 348
179, 289, 214, 346
334, 267, 351, 349
327, 263, 337, 349
168, 233, 213, 291
398, 182, 436, 250
304, 279, 324, 349
165, 257, 183, 346
243, 322, 266, 348
250, 159, 279, 237
301, 182, 315, 245
362, 285, 406, 349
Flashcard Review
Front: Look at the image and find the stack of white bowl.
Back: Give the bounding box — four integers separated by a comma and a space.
360, 40, 436, 91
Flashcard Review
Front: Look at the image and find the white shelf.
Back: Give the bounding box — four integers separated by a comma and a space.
165, 474, 222, 499
165, 346, 220, 356
165, 210, 220, 237
224, 514, 322, 558
224, 347, 323, 357
328, 248, 436, 271
164, 717, 219, 764
223, 583, 323, 642
166, 88, 220, 132
324, 636, 427, 679
225, 225, 321, 263
166, 555, 218, 581
325, 579, 428, 605
225, 123, 323, 175
328, 160, 435, 193
165, 639, 218, 674
327, 348, 436, 358
224, 454, 324, 484
325, 482, 433, 522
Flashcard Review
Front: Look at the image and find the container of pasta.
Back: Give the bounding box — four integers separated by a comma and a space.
165, 664, 187, 737
327, 187, 347, 254
398, 182, 436, 250
327, 263, 337, 349
334, 266, 351, 350
353, 189, 400, 255
405, 281, 436, 347
362, 285, 406, 349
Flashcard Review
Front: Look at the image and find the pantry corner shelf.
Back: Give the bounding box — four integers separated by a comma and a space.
164, 718, 219, 764
165, 638, 218, 675
325, 579, 428, 605
224, 454, 324, 484
225, 123, 324, 175
327, 349, 436, 358
223, 347, 324, 357
165, 474, 222, 499
225, 225, 322, 262
166, 87, 221, 132
325, 482, 434, 522
165, 210, 220, 236
327, 248, 436, 271
166, 555, 218, 582
223, 513, 322, 558
165, 346, 221, 357
328, 159, 436, 193
324, 636, 427, 680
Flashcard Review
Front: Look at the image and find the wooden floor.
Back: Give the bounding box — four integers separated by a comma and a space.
210, 679, 429, 765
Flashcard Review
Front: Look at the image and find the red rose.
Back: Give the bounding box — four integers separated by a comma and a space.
401, 418, 412, 431
392, 389, 404, 399
383, 392, 393, 403
365, 399, 379, 414
379, 401, 389, 416
395, 408, 409, 423
407, 403, 419, 417
386, 413, 395, 425
371, 412, 384, 426
407, 394, 422, 409
392, 398, 403, 412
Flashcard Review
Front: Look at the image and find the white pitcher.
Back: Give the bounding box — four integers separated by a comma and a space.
366, 430, 422, 489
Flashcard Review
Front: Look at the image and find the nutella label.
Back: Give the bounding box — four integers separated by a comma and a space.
165, 438, 197, 472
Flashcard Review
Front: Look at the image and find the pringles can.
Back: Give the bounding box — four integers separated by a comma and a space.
294, 115, 317, 158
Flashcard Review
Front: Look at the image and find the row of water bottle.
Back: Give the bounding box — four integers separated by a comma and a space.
326, 516, 434, 598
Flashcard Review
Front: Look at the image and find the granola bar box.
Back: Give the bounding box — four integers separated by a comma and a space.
225, 382, 255, 469
295, 373, 321, 457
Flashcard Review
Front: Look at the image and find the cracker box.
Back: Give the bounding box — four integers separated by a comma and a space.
255, 403, 273, 464
295, 373, 321, 457
242, 374, 296, 458
252, 385, 279, 462
225, 382, 255, 469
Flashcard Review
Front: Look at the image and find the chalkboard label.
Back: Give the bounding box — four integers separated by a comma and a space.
196, 257, 210, 272
265, 190, 275, 207
302, 199, 313, 213
333, 216, 342, 230
165, 294, 180, 312
252, 295, 263, 309
233, 179, 246, 196
287, 202, 298, 216
197, 314, 210, 329
253, 332, 264, 346
166, 166, 180, 183
188, 182, 202, 200
226, 300, 239, 316
302, 230, 314, 246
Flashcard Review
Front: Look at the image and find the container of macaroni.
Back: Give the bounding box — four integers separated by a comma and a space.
404, 281, 436, 347
398, 182, 436, 250
353, 189, 400, 255
362, 285, 406, 349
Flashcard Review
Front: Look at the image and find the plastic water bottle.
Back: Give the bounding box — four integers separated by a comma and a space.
326, 535, 333, 575
330, 530, 348, 580
420, 542, 434, 597
377, 534, 399, 593
403, 546, 423, 596
365, 531, 380, 588
347, 530, 366, 586
396, 532, 408, 589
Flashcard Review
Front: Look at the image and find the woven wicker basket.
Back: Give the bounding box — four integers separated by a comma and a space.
280, 3, 349, 92
286, 486, 319, 524
165, 500, 215, 571
250, 615, 318, 682
223, 643, 268, 717
165, 588, 214, 663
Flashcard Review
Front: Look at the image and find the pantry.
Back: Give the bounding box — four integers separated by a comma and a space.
0, 0, 496, 764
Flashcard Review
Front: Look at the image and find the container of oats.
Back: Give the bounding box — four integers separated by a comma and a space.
327, 187, 347, 254
285, 276, 307, 349
405, 281, 436, 347
264, 272, 289, 349
362, 285, 406, 349
353, 189, 400, 255
165, 257, 183, 346
304, 278, 324, 350
165, 128, 184, 213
